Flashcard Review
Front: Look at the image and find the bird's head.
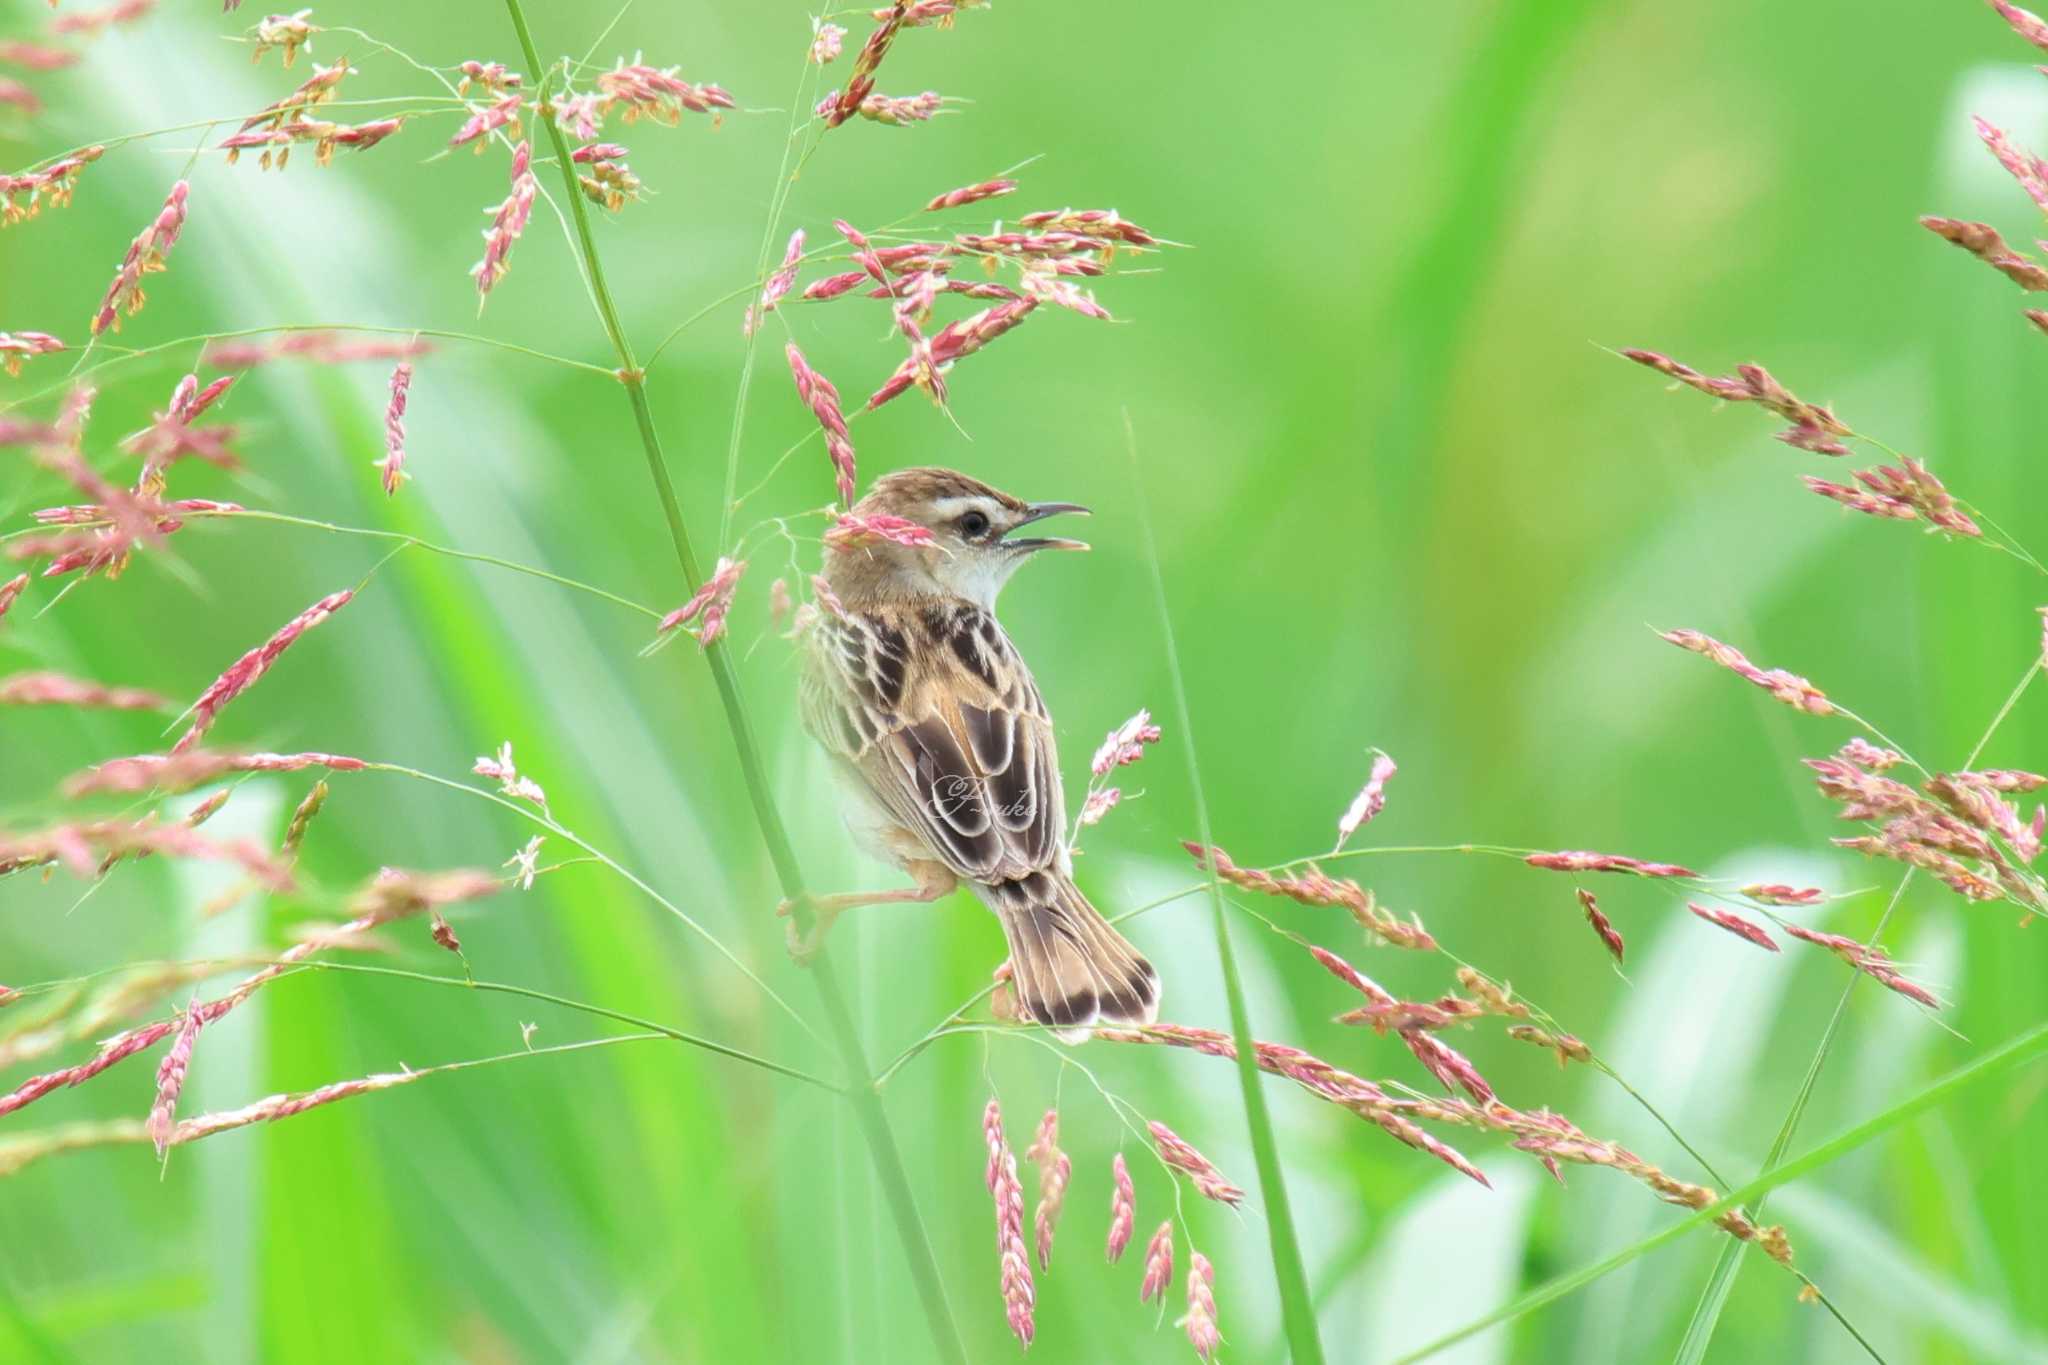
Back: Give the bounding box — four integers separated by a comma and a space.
824, 466, 1089, 609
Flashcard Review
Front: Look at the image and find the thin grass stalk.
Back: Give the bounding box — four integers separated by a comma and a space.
1395, 1017, 2048, 1365
497, 4, 965, 1360
1126, 415, 1326, 1365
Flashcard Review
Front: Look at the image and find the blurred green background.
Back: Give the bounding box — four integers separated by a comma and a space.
2, 0, 2045, 1361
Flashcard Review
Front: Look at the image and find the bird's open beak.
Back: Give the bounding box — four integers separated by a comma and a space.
1004, 501, 1091, 553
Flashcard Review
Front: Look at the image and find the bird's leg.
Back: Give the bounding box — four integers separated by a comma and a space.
779, 859, 958, 964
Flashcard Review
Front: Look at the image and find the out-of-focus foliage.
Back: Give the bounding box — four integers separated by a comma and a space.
0, 2, 2043, 1362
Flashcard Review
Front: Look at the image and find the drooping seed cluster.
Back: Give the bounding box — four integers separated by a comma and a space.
1185, 842, 1438, 950
0, 330, 63, 376
571, 142, 641, 211
1523, 848, 1698, 878
657, 556, 747, 648
377, 363, 412, 495
1023, 1109, 1070, 1269
1316, 945, 1494, 1101
1577, 888, 1626, 965
91, 180, 188, 335
65, 749, 366, 797
172, 589, 353, 754
785, 342, 858, 506
1146, 1120, 1244, 1206
473, 142, 537, 299
982, 1100, 1035, 1347
1659, 628, 1833, 716
1808, 739, 2046, 918
1621, 349, 1850, 454
1099, 1021, 1795, 1266
0, 672, 166, 710
222, 115, 403, 169
203, 331, 432, 369
1, 146, 101, 225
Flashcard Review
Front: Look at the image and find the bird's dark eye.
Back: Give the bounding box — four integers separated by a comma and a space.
958, 510, 990, 539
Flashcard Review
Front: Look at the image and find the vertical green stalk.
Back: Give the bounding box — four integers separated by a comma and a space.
497, 7, 966, 1361
1127, 418, 1326, 1363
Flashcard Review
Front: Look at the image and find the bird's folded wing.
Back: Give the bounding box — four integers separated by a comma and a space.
806, 604, 1065, 883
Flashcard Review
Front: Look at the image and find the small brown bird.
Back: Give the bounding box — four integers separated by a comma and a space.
796, 467, 1160, 1035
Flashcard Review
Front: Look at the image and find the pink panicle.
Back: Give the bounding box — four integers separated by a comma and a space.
802, 271, 869, 302
1992, 0, 2048, 50
1524, 849, 1698, 879
1187, 842, 1438, 950
220, 117, 404, 170
473, 142, 537, 299
927, 177, 1017, 212
0, 330, 64, 377
1147, 1120, 1244, 1206
1090, 709, 1162, 777
1804, 475, 1916, 522
745, 229, 806, 335
1660, 627, 1834, 716
596, 61, 733, 124
449, 92, 524, 149
147, 1006, 200, 1159
809, 22, 846, 64
1024, 1109, 1070, 1270
1016, 207, 1159, 247
456, 61, 523, 96
1621, 349, 1851, 455
0, 671, 167, 710
0, 41, 78, 71
1846, 455, 1980, 538
65, 749, 364, 796
1688, 902, 1780, 951
205, 331, 432, 369
1106, 1152, 1135, 1262
982, 1099, 1036, 1347
1919, 215, 2048, 289
378, 362, 411, 495
1335, 749, 1397, 848
48, 0, 154, 38
1740, 882, 1825, 906
866, 298, 1040, 410
1783, 923, 1941, 1008
91, 180, 189, 335
824, 513, 933, 550
658, 557, 746, 646
827, 6, 906, 128
1179, 1252, 1220, 1363
1968, 120, 2048, 214
1139, 1221, 1174, 1304
0, 574, 27, 622
824, 89, 942, 126
1578, 888, 1626, 964
785, 343, 858, 505
1840, 737, 1903, 771
173, 589, 352, 754
0, 865, 495, 1122
0, 146, 101, 226
1077, 787, 1122, 828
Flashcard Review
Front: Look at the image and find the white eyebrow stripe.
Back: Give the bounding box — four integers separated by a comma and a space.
929, 495, 1001, 521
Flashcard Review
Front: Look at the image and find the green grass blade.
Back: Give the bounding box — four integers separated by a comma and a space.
1390, 1016, 2048, 1365
1127, 415, 1326, 1364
